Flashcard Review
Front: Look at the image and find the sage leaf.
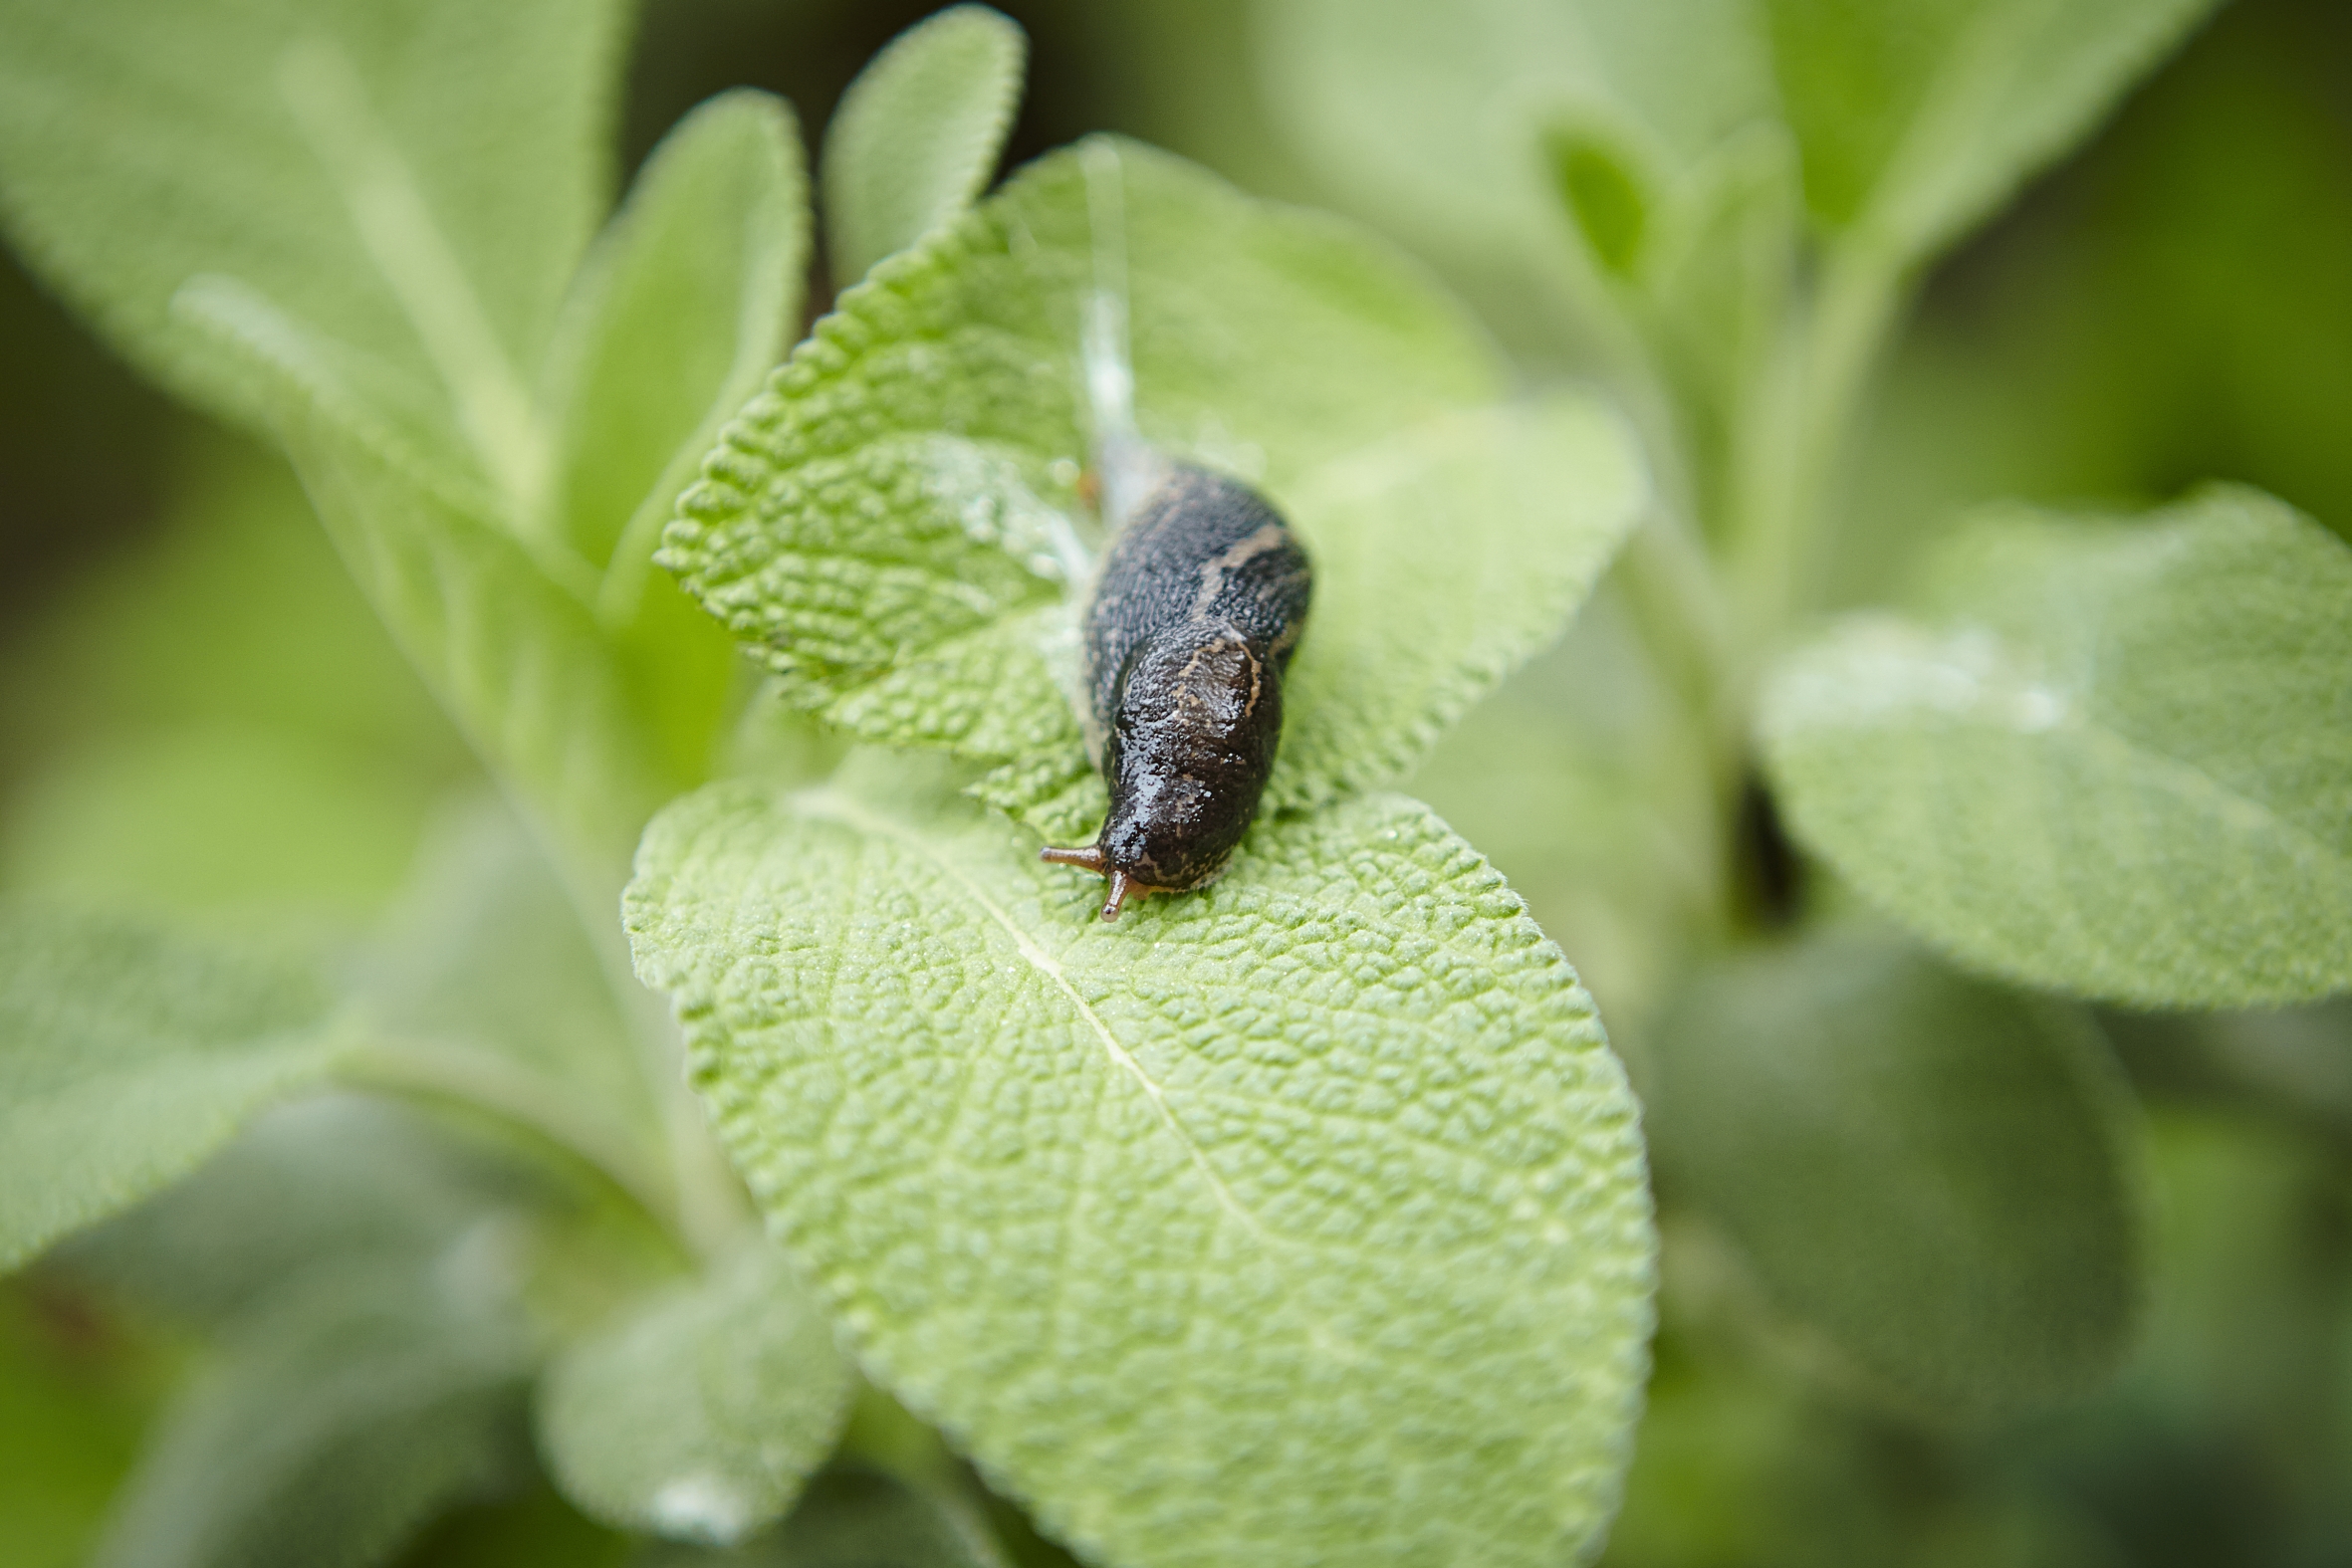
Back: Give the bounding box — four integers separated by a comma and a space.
1263, 0, 2218, 305
91, 1262, 531, 1568
625, 760, 1654, 1568
171, 281, 690, 882
545, 89, 808, 586
822, 6, 1028, 285
0, 0, 626, 499
61, 1096, 533, 1334
665, 138, 1644, 839
1760, 0, 2220, 262
0, 903, 345, 1272
1263, 0, 1775, 268
1649, 927, 2146, 1423
350, 799, 668, 1211
537, 1243, 853, 1544
1763, 487, 2352, 1008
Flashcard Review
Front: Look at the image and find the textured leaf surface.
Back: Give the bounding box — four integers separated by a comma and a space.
0, 0, 624, 491
1763, 488, 2352, 1007
821, 5, 1027, 285
0, 904, 344, 1271
626, 763, 1655, 1568
666, 138, 1644, 838
1648, 927, 2146, 1422
537, 1244, 853, 1544
91, 1263, 530, 1568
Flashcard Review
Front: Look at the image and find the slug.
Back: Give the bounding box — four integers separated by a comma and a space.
1041, 455, 1312, 921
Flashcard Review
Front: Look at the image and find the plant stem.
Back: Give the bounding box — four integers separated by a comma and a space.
1725, 242, 1905, 670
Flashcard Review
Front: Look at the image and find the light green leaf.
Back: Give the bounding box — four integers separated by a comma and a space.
61, 1095, 535, 1333
1762, 487, 2352, 1008
546, 90, 808, 582
1262, 0, 1776, 267
822, 5, 1028, 285
349, 799, 668, 1211
641, 1465, 1006, 1568
0, 904, 345, 1272
625, 762, 1655, 1568
172, 281, 686, 884
665, 138, 1645, 838
91, 1262, 531, 1568
537, 1243, 853, 1544
1265, 0, 2214, 277
1648, 927, 2146, 1423
0, 0, 626, 498
1760, 0, 2220, 261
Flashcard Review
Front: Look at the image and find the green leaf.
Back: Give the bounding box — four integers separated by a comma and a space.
61, 1095, 525, 1330
1544, 123, 1652, 280
625, 761, 1655, 1568
90, 1262, 531, 1568
536, 1243, 853, 1544
0, 0, 627, 499
170, 281, 686, 883
546, 90, 808, 581
1648, 927, 2146, 1423
1760, 0, 2221, 261
1762, 487, 2352, 1008
665, 138, 1645, 839
350, 798, 667, 1211
1263, 0, 1776, 263
0, 904, 346, 1272
821, 6, 1028, 286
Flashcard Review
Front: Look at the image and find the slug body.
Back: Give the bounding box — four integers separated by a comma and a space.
1041, 460, 1312, 920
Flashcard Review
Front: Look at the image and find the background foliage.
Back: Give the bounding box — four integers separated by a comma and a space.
2, 1, 2349, 1565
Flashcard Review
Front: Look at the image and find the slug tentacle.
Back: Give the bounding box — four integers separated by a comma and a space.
1041, 463, 1311, 921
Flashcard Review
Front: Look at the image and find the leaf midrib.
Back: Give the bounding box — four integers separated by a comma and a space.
792, 787, 1265, 1239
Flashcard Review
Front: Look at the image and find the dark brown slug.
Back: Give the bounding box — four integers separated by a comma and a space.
1041, 462, 1312, 921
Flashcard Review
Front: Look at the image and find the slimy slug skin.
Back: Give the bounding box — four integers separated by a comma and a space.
1041, 462, 1312, 921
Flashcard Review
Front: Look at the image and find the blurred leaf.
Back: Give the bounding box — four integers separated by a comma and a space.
641, 1464, 1006, 1568
1764, 487, 2352, 1008
626, 760, 1655, 1568
1, 726, 432, 922
665, 137, 1644, 838
1262, 0, 1775, 264
821, 6, 1028, 286
0, 1280, 159, 1568
537, 1243, 852, 1544
0, 903, 345, 1271
546, 89, 806, 578
172, 279, 684, 884
1759, 0, 2219, 262
0, 431, 460, 782
1649, 927, 2146, 1423
1544, 124, 1652, 280
352, 798, 667, 1211
1403, 595, 1721, 1033
60, 1095, 533, 1333
0, 0, 626, 489
91, 1261, 532, 1568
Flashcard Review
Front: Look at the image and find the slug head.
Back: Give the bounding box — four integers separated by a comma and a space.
1041, 624, 1282, 920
